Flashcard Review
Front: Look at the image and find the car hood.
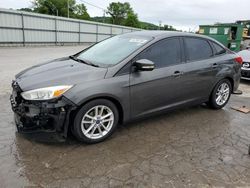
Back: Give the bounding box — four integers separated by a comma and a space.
238, 50, 250, 62
15, 57, 108, 91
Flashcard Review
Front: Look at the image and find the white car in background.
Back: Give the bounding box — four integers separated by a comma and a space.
238, 48, 250, 80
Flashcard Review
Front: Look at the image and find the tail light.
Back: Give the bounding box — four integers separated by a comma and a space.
234, 57, 243, 65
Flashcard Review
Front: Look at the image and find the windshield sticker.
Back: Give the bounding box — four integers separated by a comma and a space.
129, 39, 148, 45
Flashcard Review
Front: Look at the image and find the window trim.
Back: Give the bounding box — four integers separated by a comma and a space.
183, 36, 214, 63
132, 36, 184, 70
208, 40, 227, 57
115, 60, 132, 76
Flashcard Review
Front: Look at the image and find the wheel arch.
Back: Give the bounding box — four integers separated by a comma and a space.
212, 76, 234, 92
208, 76, 233, 100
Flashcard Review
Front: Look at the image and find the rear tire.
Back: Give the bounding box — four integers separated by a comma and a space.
208, 79, 232, 109
72, 99, 119, 144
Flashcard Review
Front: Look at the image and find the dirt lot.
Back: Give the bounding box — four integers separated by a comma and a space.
0, 46, 250, 188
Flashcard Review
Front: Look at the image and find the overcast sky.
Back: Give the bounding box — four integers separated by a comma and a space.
1, 0, 250, 31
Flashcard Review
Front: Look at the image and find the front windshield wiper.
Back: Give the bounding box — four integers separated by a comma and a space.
69, 55, 99, 67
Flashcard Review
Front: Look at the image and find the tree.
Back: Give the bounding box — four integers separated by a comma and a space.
107, 2, 133, 25
31, 0, 90, 20
18, 8, 33, 12
32, 0, 74, 17
124, 11, 140, 28
18, 0, 177, 30
73, 4, 90, 20
163, 25, 177, 31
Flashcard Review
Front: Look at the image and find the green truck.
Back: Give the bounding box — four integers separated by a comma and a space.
199, 22, 250, 52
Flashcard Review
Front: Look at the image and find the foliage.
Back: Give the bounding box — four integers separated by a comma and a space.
107, 2, 140, 28
140, 22, 178, 31
91, 17, 113, 24
124, 11, 140, 28
30, 0, 90, 19
18, 8, 33, 12
140, 21, 159, 30
163, 25, 177, 31
106, 2, 176, 29
73, 4, 90, 20
17, 0, 177, 30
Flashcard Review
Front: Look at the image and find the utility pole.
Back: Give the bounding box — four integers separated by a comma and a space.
159, 21, 162, 30
103, 10, 105, 23
67, 0, 69, 18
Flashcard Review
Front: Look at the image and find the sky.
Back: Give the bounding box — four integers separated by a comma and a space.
1, 0, 250, 31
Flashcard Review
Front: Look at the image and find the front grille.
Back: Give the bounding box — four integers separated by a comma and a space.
241, 70, 250, 78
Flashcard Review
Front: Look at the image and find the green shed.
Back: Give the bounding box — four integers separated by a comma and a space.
199, 24, 244, 51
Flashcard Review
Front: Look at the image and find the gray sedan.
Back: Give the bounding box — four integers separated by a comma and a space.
10, 31, 242, 143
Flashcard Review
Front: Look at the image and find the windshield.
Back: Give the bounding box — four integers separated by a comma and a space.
77, 35, 152, 67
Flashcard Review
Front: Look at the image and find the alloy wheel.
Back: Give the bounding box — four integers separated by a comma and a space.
81, 105, 114, 139
215, 82, 230, 106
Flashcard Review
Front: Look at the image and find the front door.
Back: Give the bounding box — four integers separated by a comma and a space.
129, 37, 186, 118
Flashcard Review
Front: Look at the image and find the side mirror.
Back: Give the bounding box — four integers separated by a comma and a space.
133, 59, 155, 71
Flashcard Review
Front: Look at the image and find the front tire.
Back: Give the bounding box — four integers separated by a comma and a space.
72, 99, 119, 144
208, 79, 232, 109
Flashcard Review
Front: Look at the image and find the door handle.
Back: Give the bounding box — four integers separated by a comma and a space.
172, 71, 183, 77
212, 63, 218, 68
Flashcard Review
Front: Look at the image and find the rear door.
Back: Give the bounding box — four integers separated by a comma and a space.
129, 37, 187, 118
182, 37, 220, 100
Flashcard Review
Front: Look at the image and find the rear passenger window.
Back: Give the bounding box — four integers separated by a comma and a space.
137, 38, 181, 68
211, 42, 226, 55
184, 38, 213, 61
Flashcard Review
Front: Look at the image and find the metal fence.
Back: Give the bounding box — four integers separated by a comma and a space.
0, 8, 141, 46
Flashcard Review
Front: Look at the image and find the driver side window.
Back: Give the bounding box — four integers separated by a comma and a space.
136, 38, 182, 68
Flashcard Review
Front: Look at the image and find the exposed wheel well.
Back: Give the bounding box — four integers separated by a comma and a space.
69, 97, 124, 132
224, 77, 234, 91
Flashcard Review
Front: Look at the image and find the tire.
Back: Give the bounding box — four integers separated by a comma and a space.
208, 79, 232, 109
72, 99, 119, 144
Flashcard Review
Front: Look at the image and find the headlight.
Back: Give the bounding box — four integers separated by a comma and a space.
21, 85, 73, 100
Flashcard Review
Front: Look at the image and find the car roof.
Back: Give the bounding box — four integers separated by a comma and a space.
123, 30, 215, 41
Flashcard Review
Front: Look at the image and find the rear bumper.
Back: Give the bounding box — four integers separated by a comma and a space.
10, 94, 77, 140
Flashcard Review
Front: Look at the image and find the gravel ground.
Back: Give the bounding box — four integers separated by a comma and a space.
0, 46, 250, 188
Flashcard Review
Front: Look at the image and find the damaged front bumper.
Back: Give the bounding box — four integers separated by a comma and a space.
10, 82, 77, 141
